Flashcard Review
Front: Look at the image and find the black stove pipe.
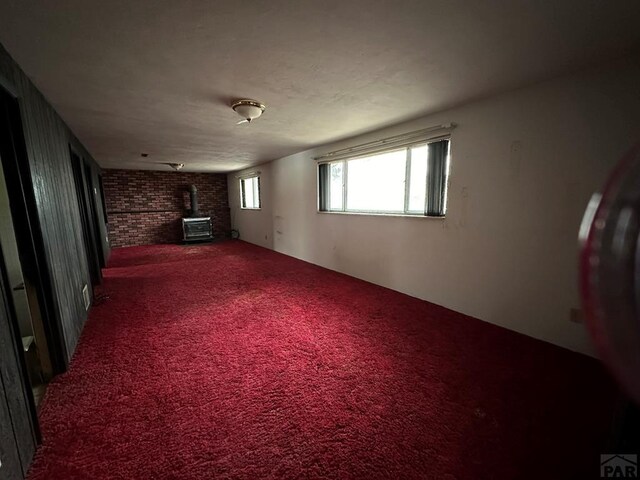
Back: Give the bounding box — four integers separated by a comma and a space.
188, 185, 200, 217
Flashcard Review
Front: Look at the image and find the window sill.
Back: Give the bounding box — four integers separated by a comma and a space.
240, 208, 262, 211
317, 211, 445, 219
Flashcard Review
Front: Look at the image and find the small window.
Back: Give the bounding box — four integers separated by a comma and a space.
318, 138, 450, 217
240, 176, 261, 209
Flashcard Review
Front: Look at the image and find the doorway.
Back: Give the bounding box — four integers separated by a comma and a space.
0, 85, 67, 413
70, 148, 102, 288
0, 163, 51, 406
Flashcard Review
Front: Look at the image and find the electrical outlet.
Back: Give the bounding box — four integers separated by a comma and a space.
82, 284, 90, 310
570, 308, 584, 324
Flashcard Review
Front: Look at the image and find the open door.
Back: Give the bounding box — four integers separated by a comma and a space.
0, 159, 53, 404
0, 239, 38, 478
84, 162, 106, 269
0, 378, 24, 480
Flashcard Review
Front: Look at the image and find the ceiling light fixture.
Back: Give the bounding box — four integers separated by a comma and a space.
232, 99, 266, 124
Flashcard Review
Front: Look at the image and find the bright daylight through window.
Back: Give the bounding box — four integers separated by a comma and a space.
240, 176, 260, 209
318, 138, 450, 217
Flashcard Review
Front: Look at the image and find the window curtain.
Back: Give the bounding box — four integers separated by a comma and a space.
425, 139, 450, 216
240, 178, 247, 208
318, 163, 330, 211
256, 177, 261, 208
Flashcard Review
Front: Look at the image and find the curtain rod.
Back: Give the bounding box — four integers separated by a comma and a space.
314, 123, 456, 161
235, 170, 261, 179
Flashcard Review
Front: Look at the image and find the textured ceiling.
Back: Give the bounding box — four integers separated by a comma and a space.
0, 0, 639, 172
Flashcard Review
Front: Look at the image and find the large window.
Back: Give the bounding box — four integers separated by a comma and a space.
318, 138, 450, 217
240, 176, 260, 209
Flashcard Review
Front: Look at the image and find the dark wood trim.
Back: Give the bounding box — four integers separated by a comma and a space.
0, 71, 18, 98
98, 174, 108, 224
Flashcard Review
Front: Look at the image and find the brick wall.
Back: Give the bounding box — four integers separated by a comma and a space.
102, 169, 231, 248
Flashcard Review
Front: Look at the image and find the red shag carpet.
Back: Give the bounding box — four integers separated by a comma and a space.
28, 241, 617, 479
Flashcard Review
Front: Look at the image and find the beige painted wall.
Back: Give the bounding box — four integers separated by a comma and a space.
229, 58, 640, 355
228, 164, 274, 249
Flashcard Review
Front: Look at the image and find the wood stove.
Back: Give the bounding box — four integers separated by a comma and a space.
182, 217, 213, 243
182, 184, 213, 243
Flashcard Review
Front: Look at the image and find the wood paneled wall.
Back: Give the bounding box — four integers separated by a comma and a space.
0, 42, 108, 362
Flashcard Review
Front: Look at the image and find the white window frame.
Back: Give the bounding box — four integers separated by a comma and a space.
317, 136, 450, 217
240, 175, 261, 210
